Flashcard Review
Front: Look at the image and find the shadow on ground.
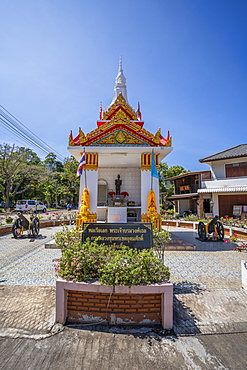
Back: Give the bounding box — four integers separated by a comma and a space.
10, 235, 47, 240
173, 295, 201, 335
172, 281, 203, 335
169, 230, 237, 251
66, 322, 176, 341
65, 282, 204, 339
173, 281, 205, 294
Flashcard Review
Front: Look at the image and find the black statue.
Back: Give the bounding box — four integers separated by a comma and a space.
115, 174, 122, 195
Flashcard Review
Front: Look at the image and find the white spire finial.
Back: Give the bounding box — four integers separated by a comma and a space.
111, 56, 128, 104
119, 55, 123, 72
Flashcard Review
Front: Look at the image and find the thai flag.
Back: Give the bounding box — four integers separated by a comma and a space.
76, 151, 86, 177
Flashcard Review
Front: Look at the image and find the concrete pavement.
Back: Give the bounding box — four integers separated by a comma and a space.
0, 226, 247, 369
0, 328, 246, 369
0, 284, 247, 369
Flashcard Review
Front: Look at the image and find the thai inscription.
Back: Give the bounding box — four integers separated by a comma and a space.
82, 223, 153, 249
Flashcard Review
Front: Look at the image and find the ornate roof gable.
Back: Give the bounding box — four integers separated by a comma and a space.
103, 93, 137, 120
69, 119, 171, 147
68, 79, 172, 147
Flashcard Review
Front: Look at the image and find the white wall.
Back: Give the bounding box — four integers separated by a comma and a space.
98, 167, 141, 205
202, 177, 247, 189
211, 162, 225, 179
209, 156, 247, 180
79, 167, 161, 217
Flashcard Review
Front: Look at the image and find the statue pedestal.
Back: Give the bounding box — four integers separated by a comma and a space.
107, 207, 127, 223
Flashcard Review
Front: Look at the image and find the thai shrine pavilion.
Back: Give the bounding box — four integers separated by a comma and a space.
68, 59, 173, 230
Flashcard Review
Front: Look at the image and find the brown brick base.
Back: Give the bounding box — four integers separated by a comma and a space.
67, 291, 161, 325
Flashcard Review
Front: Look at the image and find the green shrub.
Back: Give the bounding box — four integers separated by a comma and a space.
54, 226, 80, 249
55, 238, 113, 282
99, 247, 170, 286
54, 229, 170, 286
153, 229, 171, 264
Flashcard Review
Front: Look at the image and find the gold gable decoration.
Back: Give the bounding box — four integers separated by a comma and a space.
79, 128, 85, 144
70, 122, 169, 147
111, 109, 131, 125
68, 135, 74, 146
154, 128, 161, 144
166, 137, 172, 147
103, 93, 137, 120
69, 91, 171, 147
78, 125, 108, 146
93, 130, 150, 146
115, 131, 126, 144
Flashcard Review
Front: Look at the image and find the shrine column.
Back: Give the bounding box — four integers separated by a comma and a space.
78, 153, 98, 213
141, 153, 160, 215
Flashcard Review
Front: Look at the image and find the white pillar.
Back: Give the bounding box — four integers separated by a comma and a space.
212, 193, 218, 216
79, 170, 98, 213
141, 170, 160, 214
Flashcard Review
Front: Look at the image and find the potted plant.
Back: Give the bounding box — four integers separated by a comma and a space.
54, 228, 173, 329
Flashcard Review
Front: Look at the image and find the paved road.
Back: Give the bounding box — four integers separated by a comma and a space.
0, 329, 246, 370
0, 226, 63, 285
163, 226, 245, 290
0, 226, 247, 369
1, 225, 245, 289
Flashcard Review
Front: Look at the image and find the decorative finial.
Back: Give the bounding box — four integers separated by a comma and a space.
99, 102, 103, 120
137, 102, 142, 120
119, 55, 123, 72
111, 56, 128, 104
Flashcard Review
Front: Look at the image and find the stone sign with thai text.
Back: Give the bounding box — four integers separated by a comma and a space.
82, 223, 153, 249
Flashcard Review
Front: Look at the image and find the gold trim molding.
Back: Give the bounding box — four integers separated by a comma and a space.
141, 153, 160, 171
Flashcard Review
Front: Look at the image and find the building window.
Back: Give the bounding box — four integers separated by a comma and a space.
225, 162, 247, 178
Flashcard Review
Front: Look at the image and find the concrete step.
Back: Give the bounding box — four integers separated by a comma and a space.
44, 240, 58, 249
164, 233, 195, 251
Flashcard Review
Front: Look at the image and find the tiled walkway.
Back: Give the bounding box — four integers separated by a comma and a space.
0, 226, 245, 289
0, 227, 62, 286
163, 226, 245, 290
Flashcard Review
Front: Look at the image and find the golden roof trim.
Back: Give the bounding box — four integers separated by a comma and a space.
103, 93, 137, 120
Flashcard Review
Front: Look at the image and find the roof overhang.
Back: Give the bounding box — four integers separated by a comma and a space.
198, 186, 247, 193
68, 146, 173, 167
199, 154, 247, 163
166, 193, 199, 200
165, 170, 210, 181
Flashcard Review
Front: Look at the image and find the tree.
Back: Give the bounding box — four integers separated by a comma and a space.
60, 156, 80, 205
159, 163, 189, 209
43, 153, 64, 172
39, 156, 79, 208
35, 153, 64, 208
0, 143, 44, 209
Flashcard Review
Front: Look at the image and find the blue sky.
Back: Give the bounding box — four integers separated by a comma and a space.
1, 0, 247, 171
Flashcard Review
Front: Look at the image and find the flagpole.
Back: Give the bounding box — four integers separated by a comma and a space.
84, 147, 87, 188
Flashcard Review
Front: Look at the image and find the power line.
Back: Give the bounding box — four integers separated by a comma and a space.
0, 116, 50, 157
0, 106, 65, 161
0, 105, 65, 161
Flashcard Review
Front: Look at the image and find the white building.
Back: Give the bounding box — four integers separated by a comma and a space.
68, 60, 173, 222
166, 144, 247, 218
198, 144, 247, 217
